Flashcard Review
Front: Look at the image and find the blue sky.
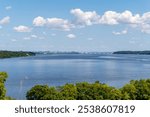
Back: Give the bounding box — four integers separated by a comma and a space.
0, 0, 150, 52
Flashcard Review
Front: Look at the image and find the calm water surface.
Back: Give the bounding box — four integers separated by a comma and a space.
0, 54, 150, 99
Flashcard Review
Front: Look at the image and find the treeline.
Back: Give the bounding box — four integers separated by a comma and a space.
0, 51, 35, 58
26, 79, 150, 100
113, 51, 150, 55
0, 72, 12, 99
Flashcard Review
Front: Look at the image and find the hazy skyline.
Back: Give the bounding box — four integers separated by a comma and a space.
0, 0, 150, 52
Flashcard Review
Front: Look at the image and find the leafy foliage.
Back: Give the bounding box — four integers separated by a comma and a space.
121, 79, 150, 100
26, 79, 150, 100
0, 72, 9, 100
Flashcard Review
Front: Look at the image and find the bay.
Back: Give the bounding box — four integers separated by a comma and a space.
0, 53, 150, 99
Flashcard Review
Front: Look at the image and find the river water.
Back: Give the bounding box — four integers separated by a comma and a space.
0, 53, 150, 99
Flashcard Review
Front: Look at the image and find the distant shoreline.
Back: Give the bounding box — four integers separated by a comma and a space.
113, 51, 150, 55
1, 50, 150, 59
0, 51, 36, 59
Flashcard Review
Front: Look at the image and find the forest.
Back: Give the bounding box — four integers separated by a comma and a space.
0, 51, 35, 58
0, 72, 150, 100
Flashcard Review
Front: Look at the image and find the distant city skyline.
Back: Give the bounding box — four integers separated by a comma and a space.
0, 0, 150, 52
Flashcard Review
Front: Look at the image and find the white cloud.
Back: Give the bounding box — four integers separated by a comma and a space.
140, 12, 150, 33
100, 11, 119, 25
31, 34, 38, 38
99, 10, 150, 34
141, 12, 150, 24
33, 16, 46, 26
14, 25, 32, 32
32, 9, 150, 34
67, 34, 76, 39
24, 35, 45, 40
70, 9, 142, 30
5, 6, 12, 10
100, 10, 141, 25
71, 8, 101, 26
33, 16, 73, 31
112, 29, 128, 35
118, 11, 141, 24
47, 18, 73, 31
0, 16, 10, 25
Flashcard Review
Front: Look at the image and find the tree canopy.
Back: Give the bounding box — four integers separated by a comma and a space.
26, 79, 150, 100
0, 72, 9, 99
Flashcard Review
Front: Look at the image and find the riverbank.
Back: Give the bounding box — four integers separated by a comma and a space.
0, 51, 36, 58
113, 51, 150, 55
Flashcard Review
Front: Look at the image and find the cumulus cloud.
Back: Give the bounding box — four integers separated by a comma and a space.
71, 8, 101, 26
70, 9, 147, 34
33, 16, 73, 31
112, 29, 128, 35
14, 25, 32, 32
118, 11, 141, 24
100, 11, 119, 25
5, 6, 12, 10
67, 34, 76, 39
100, 10, 141, 25
47, 18, 73, 31
33, 16, 46, 26
141, 12, 150, 24
32, 9, 150, 34
0, 16, 10, 25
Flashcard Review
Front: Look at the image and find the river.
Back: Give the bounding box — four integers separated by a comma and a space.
0, 53, 150, 99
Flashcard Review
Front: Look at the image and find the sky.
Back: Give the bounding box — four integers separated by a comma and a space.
0, 0, 150, 52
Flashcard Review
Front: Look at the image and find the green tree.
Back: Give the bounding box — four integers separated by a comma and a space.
26, 85, 50, 100
76, 82, 93, 100
41, 87, 60, 100
121, 79, 150, 100
120, 83, 137, 100
26, 79, 150, 100
0, 72, 8, 99
59, 84, 77, 100
133, 79, 150, 100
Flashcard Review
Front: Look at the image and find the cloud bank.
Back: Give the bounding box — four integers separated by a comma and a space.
13, 8, 150, 34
